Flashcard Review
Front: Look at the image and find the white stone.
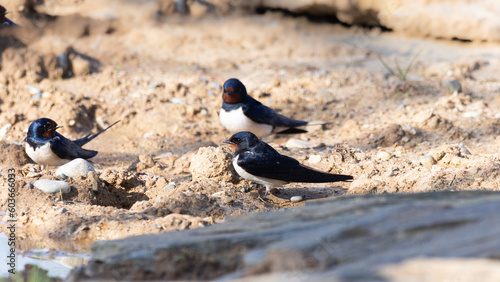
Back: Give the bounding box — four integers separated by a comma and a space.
285, 139, 312, 149
290, 196, 304, 203
418, 155, 437, 166
307, 155, 322, 164
377, 151, 391, 161
56, 158, 95, 178
0, 123, 12, 139
33, 179, 71, 194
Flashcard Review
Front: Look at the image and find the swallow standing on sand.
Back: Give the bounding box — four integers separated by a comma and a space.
219, 78, 323, 138
25, 118, 120, 166
224, 131, 353, 196
0, 5, 16, 27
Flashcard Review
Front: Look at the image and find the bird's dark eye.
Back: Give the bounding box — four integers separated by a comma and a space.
232, 137, 241, 143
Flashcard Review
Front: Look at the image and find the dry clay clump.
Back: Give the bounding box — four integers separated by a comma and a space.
190, 146, 237, 183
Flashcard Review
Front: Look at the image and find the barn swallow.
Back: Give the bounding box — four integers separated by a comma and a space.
219, 78, 323, 138
0, 6, 16, 27
224, 131, 353, 196
24, 118, 120, 166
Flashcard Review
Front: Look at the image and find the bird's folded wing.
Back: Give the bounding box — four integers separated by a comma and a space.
243, 100, 308, 128
51, 134, 98, 160
238, 151, 353, 183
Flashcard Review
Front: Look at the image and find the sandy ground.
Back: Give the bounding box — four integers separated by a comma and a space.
0, 0, 499, 260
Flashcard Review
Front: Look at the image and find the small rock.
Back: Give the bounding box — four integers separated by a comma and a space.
458, 143, 472, 155
139, 155, 155, 168
290, 196, 303, 203
401, 124, 416, 135
170, 98, 186, 104
189, 1, 209, 17
26, 171, 42, 178
154, 152, 173, 159
463, 111, 480, 118
25, 85, 42, 96
285, 139, 312, 149
56, 158, 95, 178
210, 81, 221, 90
418, 155, 436, 166
164, 182, 176, 191
222, 196, 233, 204
56, 54, 71, 77
29, 167, 38, 172
33, 179, 71, 194
305, 121, 325, 133
318, 89, 335, 104
59, 173, 68, 180
307, 155, 322, 164
95, 116, 109, 131
241, 187, 252, 193
55, 207, 68, 215
349, 178, 383, 194
377, 151, 391, 161
174, 0, 188, 14
88, 171, 99, 192
443, 79, 462, 93
72, 56, 91, 76
0, 123, 12, 139
148, 82, 159, 88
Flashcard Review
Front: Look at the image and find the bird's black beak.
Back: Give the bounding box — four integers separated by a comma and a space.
50, 125, 62, 131
222, 140, 233, 145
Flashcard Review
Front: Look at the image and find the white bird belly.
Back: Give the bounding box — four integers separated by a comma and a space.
233, 158, 287, 189
25, 142, 69, 166
220, 107, 273, 138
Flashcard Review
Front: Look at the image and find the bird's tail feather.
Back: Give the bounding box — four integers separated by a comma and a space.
283, 164, 353, 183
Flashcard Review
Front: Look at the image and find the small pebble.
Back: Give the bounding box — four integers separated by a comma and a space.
29, 167, 38, 172
307, 155, 322, 164
222, 196, 233, 204
241, 187, 251, 193
147, 82, 158, 88
285, 139, 311, 149
401, 124, 416, 135
170, 98, 186, 104
290, 196, 304, 203
55, 207, 68, 215
318, 89, 335, 104
418, 155, 436, 166
0, 123, 12, 139
458, 143, 472, 155
56, 158, 95, 178
210, 81, 221, 90
25, 85, 42, 96
164, 182, 176, 191
56, 54, 71, 77
33, 179, 71, 194
88, 171, 99, 192
154, 152, 173, 159
442, 79, 462, 93
26, 171, 42, 178
174, 0, 188, 14
463, 111, 480, 118
377, 151, 391, 161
